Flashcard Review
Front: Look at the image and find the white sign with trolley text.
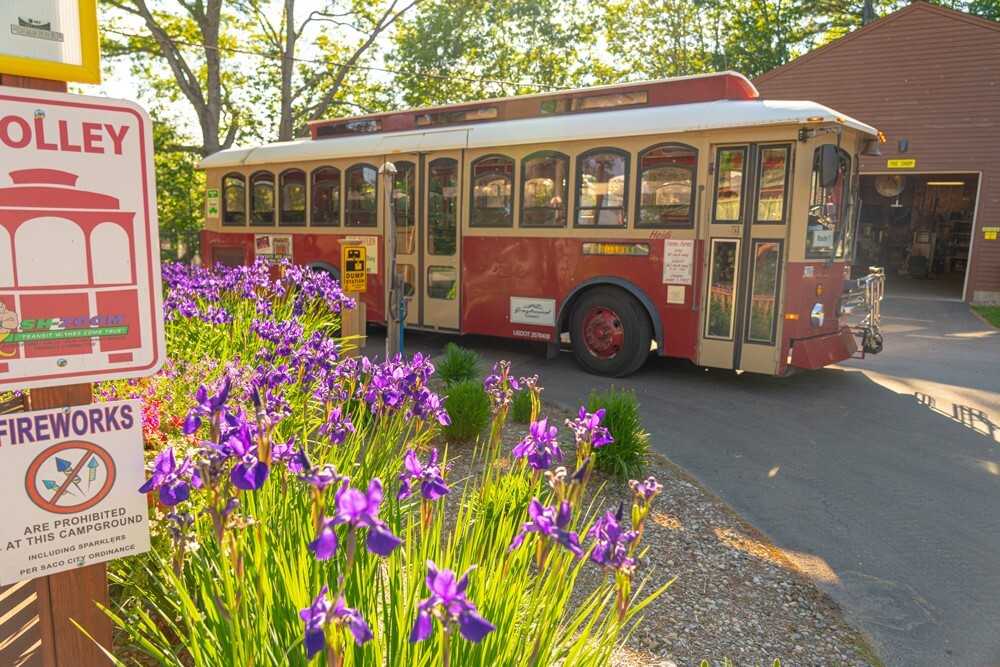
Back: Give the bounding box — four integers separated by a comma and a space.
0, 86, 164, 391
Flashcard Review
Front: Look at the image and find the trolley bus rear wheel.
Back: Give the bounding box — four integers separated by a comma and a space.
569, 287, 651, 377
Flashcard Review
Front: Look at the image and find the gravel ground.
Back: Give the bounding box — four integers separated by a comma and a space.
469, 400, 881, 667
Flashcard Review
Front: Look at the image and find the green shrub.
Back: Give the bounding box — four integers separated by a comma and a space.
437, 342, 481, 386
511, 389, 532, 424
442, 379, 491, 443
587, 387, 649, 479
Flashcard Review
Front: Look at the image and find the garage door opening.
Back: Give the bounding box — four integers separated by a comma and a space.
855, 173, 978, 301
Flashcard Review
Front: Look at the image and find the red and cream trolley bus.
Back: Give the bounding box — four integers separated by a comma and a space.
199, 72, 884, 377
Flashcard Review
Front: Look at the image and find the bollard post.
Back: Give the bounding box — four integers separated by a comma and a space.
379, 162, 400, 360
341, 298, 367, 358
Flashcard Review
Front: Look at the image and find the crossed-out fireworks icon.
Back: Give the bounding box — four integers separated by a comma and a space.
25, 441, 117, 514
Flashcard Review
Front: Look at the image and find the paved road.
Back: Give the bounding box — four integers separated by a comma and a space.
365, 294, 1000, 667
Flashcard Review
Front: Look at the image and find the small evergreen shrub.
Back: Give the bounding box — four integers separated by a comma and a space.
511, 389, 532, 424
437, 342, 481, 386
587, 387, 649, 479
442, 379, 491, 443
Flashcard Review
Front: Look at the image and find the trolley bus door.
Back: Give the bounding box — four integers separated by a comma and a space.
419, 151, 463, 330
386, 156, 420, 327
700, 143, 792, 373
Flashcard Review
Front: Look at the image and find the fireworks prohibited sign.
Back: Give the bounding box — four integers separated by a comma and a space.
0, 399, 150, 585
0, 86, 165, 391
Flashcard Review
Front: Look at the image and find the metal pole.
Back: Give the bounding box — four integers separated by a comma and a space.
379, 161, 400, 359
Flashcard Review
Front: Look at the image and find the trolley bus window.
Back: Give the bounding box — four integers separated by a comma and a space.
91, 223, 132, 284
250, 171, 275, 226
576, 148, 628, 227
705, 239, 739, 340
837, 167, 861, 261
397, 263, 416, 298
279, 169, 306, 226
16, 218, 87, 286
428, 158, 458, 255
222, 172, 246, 226
393, 162, 416, 253
521, 151, 568, 227
310, 167, 341, 227
427, 266, 457, 299
345, 164, 377, 227
471, 155, 514, 228
0, 227, 12, 287
806, 146, 850, 259
713, 148, 745, 223
755, 146, 790, 224
637, 143, 696, 228
747, 240, 782, 344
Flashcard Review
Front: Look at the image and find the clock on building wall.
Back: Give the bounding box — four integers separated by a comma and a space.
875, 174, 906, 198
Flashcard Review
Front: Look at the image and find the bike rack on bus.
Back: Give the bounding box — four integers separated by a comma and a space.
842, 266, 885, 358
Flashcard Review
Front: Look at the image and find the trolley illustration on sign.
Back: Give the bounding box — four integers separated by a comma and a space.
0, 168, 145, 376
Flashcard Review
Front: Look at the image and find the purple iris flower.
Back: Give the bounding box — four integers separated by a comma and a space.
629, 476, 663, 502
566, 407, 613, 449
410, 561, 495, 644
138, 448, 197, 506
309, 478, 401, 560
509, 498, 583, 557
587, 506, 638, 572
271, 437, 309, 475
222, 421, 269, 491
319, 407, 354, 445
251, 318, 304, 359
298, 463, 343, 492
483, 360, 520, 413
299, 585, 372, 659
512, 418, 563, 471
183, 377, 232, 434
397, 448, 450, 501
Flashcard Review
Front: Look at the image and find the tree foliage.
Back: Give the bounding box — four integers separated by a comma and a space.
102, 0, 420, 152
99, 0, 998, 259
151, 119, 204, 262
387, 0, 599, 106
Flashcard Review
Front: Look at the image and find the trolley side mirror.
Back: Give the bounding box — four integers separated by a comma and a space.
818, 144, 840, 188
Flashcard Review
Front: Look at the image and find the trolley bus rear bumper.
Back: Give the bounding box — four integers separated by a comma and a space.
787, 326, 858, 370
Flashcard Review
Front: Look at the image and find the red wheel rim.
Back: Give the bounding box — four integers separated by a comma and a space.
582, 306, 624, 359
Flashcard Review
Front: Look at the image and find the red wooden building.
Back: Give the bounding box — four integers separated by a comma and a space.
756, 2, 1000, 304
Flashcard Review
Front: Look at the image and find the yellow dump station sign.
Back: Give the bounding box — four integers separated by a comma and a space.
341, 245, 367, 293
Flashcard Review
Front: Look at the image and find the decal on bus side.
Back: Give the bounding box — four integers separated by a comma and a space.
510, 297, 556, 326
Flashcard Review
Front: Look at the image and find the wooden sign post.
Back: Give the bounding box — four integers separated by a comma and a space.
0, 57, 113, 661
1, 5, 163, 662
28, 385, 113, 666
0, 72, 114, 664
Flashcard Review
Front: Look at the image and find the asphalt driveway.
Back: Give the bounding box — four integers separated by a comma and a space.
364, 293, 1000, 667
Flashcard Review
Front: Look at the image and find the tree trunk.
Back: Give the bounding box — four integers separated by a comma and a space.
278, 0, 297, 142
862, 0, 876, 25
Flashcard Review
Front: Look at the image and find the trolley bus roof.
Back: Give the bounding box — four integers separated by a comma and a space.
199, 98, 878, 170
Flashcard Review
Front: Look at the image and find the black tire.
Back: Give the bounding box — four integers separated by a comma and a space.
569, 287, 652, 377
